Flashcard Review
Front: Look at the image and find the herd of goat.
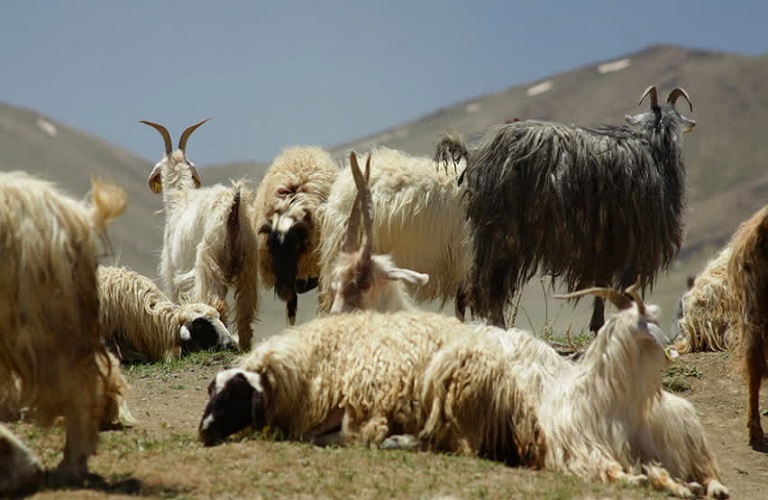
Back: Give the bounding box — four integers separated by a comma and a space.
5, 82, 768, 498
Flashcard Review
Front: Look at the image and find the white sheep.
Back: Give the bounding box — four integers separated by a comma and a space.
0, 172, 126, 483
97, 265, 237, 362
318, 148, 470, 318
0, 424, 43, 494
141, 119, 259, 350
252, 146, 338, 324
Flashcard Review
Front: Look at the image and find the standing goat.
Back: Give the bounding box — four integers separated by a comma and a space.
98, 266, 237, 362
319, 148, 470, 317
436, 85, 695, 330
724, 205, 768, 448
141, 119, 259, 350
0, 172, 126, 483
253, 146, 338, 325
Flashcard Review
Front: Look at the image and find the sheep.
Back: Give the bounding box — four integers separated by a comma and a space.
0, 172, 126, 482
0, 424, 43, 494
141, 119, 259, 350
318, 147, 470, 318
327, 151, 430, 314
252, 146, 338, 325
676, 249, 735, 353
435, 85, 695, 331
97, 265, 237, 363
197, 310, 546, 466
724, 205, 768, 448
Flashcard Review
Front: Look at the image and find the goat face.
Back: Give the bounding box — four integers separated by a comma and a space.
178, 304, 237, 354
199, 369, 268, 446
631, 304, 679, 364
260, 210, 313, 301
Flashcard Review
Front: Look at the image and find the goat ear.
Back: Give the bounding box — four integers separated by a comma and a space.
147, 167, 163, 194
385, 267, 429, 286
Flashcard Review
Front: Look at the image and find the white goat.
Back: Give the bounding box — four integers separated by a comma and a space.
327, 152, 429, 314
535, 287, 727, 498
141, 119, 259, 350
0, 424, 43, 494
98, 265, 237, 362
252, 146, 339, 324
318, 148, 470, 317
676, 248, 735, 353
0, 172, 126, 483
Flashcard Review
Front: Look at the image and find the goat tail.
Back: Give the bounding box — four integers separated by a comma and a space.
226, 188, 243, 279
90, 179, 127, 232
434, 134, 469, 182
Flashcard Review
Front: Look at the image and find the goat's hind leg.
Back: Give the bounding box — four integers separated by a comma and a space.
745, 337, 766, 448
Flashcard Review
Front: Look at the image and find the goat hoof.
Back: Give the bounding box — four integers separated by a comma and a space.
380, 434, 419, 451
706, 480, 729, 499
748, 425, 766, 449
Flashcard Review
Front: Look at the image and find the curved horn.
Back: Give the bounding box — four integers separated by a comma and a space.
140, 120, 173, 156
178, 118, 211, 153
666, 87, 693, 112
554, 287, 632, 310
638, 85, 658, 109
342, 152, 364, 253
623, 281, 646, 316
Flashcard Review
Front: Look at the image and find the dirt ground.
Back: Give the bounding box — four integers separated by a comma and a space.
7, 349, 768, 499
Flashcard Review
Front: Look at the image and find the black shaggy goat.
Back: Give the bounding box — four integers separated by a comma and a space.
436, 85, 695, 331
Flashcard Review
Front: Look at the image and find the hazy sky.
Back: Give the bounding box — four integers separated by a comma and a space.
2, 1, 766, 166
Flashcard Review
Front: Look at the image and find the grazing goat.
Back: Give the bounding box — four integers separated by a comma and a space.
98, 266, 237, 363
725, 206, 768, 448
253, 146, 338, 324
318, 148, 470, 317
141, 119, 259, 350
436, 85, 695, 331
0, 172, 126, 482
327, 151, 430, 314
198, 311, 545, 466
0, 424, 43, 494
676, 250, 735, 353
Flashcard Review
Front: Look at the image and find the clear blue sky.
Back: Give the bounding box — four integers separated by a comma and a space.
2, 1, 766, 166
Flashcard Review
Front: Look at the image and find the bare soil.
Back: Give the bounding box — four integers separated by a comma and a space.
6, 350, 768, 499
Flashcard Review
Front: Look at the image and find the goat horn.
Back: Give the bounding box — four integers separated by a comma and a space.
623, 281, 646, 316
342, 152, 364, 253
360, 154, 373, 261
178, 118, 211, 153
667, 88, 693, 112
140, 120, 173, 156
638, 85, 658, 108
554, 287, 633, 310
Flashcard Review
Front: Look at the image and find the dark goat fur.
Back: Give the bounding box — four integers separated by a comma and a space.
435, 86, 694, 330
